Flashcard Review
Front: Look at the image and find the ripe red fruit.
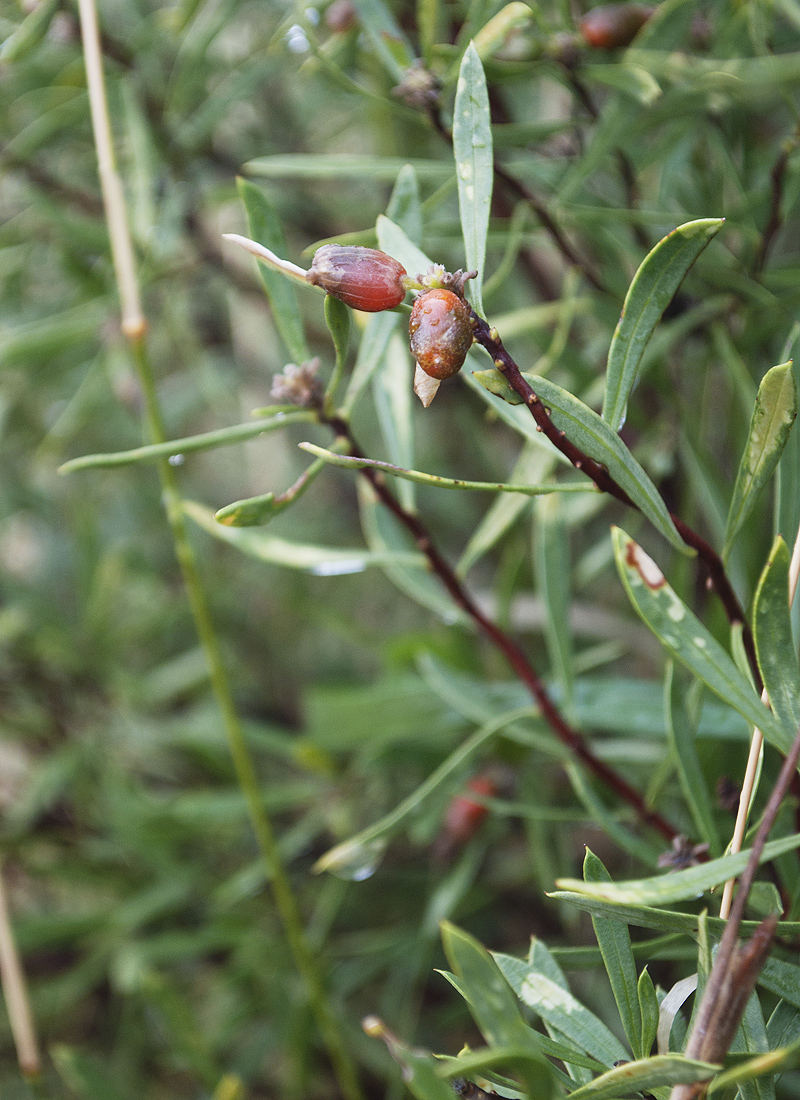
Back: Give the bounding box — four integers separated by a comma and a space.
306, 245, 407, 312
409, 289, 473, 380
578, 3, 653, 49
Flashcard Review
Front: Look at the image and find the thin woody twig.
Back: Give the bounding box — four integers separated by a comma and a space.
321, 412, 681, 845
469, 313, 761, 690
669, 721, 800, 1100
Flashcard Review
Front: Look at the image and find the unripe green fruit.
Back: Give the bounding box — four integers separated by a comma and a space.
306, 245, 407, 311
409, 289, 473, 380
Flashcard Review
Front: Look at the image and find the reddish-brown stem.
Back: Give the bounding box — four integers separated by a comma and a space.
322, 412, 680, 844
470, 314, 763, 694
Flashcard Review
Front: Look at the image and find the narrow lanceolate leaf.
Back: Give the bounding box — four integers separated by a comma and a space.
237, 178, 309, 364
548, 892, 800, 938
474, 370, 687, 552
299, 442, 587, 495
386, 164, 423, 245
602, 219, 724, 431
535, 495, 574, 706
555, 832, 800, 906
59, 412, 317, 473
565, 1055, 719, 1100
376, 214, 432, 281
754, 536, 800, 740
453, 43, 493, 316
723, 362, 798, 561
342, 311, 398, 416
184, 500, 424, 574
507, 968, 628, 1067
437, 1045, 558, 1100
584, 850, 641, 1060
215, 457, 328, 527
611, 527, 790, 752
638, 969, 659, 1059
664, 662, 720, 854
350, 0, 415, 80
439, 922, 544, 1054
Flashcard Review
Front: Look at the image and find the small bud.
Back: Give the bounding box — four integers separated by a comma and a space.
306, 245, 407, 312
578, 3, 653, 49
409, 289, 473, 382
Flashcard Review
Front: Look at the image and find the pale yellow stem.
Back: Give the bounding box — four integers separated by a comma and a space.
720, 524, 800, 919
0, 867, 40, 1078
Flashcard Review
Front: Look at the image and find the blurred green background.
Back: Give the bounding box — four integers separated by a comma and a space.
4, 0, 800, 1096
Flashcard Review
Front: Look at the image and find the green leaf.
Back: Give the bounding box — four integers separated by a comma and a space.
52, 1045, 130, 1100
567, 764, 661, 867
0, 0, 59, 61
373, 331, 415, 511
457, 442, 559, 575
758, 956, 800, 1010
357, 479, 468, 622
638, 968, 659, 1059
59, 412, 317, 473
549, 890, 800, 937
473, 369, 687, 552
351, 0, 415, 80
313, 706, 531, 874
555, 832, 800, 906
664, 663, 720, 854
471, 3, 535, 63
342, 311, 399, 416
299, 442, 587, 497
245, 154, 452, 181
754, 536, 800, 740
237, 178, 309, 364
724, 362, 798, 560
584, 850, 641, 1059
503, 962, 628, 1067
437, 1045, 558, 1100
376, 213, 432, 280
453, 43, 493, 316
612, 527, 790, 752
566, 1055, 719, 1100
362, 1019, 455, 1100
710, 1038, 800, 1094
214, 456, 328, 527
535, 494, 574, 707
440, 922, 545, 1054
602, 219, 723, 431
386, 164, 423, 245
184, 500, 424, 574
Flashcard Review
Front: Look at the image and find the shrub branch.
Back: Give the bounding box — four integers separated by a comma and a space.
322, 412, 681, 844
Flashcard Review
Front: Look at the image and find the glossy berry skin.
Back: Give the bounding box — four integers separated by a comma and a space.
306, 245, 407, 311
409, 289, 472, 380
578, 3, 653, 48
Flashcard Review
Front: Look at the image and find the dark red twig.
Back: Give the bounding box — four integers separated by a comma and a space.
322, 412, 680, 844
469, 314, 763, 694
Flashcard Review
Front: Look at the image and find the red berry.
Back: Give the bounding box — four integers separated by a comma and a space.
440, 775, 498, 848
306, 245, 407, 312
579, 3, 653, 49
409, 289, 472, 380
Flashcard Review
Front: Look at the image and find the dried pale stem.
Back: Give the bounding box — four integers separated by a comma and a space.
322, 414, 680, 844
76, 3, 363, 1097
669, 722, 800, 1100
0, 867, 41, 1080
719, 520, 800, 919
469, 314, 760, 688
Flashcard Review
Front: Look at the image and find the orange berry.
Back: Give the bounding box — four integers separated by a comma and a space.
579, 4, 653, 49
409, 289, 472, 380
